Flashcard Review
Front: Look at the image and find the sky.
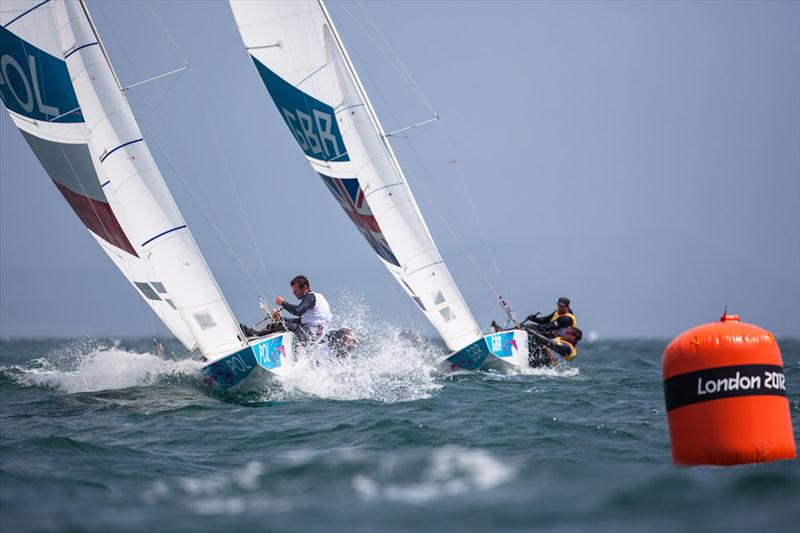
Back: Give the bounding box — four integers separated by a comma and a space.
1, 1, 798, 340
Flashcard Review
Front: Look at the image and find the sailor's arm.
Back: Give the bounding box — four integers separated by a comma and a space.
281, 293, 316, 317
538, 315, 574, 331
532, 311, 555, 324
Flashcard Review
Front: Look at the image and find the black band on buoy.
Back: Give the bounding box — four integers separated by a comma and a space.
663, 364, 787, 412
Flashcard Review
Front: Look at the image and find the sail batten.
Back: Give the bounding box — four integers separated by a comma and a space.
230, 0, 482, 351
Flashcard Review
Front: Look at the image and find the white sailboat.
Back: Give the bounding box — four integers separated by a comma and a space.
0, 0, 294, 389
228, 0, 530, 370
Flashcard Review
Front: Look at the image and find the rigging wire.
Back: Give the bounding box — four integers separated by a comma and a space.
145, 132, 270, 306
139, 1, 280, 314
337, 3, 515, 325
38, 4, 171, 347
353, 1, 437, 117
343, 1, 514, 318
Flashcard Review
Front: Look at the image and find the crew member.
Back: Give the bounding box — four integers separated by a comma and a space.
241, 275, 332, 344
275, 275, 332, 343
524, 297, 581, 362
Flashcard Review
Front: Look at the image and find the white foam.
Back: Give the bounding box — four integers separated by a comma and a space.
1, 343, 200, 393
269, 298, 444, 403
144, 461, 293, 515
517, 364, 580, 378
178, 461, 264, 496
352, 446, 516, 504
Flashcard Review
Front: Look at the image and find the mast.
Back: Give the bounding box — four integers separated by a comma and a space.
316, 0, 482, 344
229, 0, 483, 351
77, 0, 124, 94
316, 0, 439, 248
55, 0, 247, 358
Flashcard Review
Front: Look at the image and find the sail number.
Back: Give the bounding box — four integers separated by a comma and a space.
281, 107, 344, 161
0, 53, 59, 117
253, 340, 281, 369
0, 28, 81, 123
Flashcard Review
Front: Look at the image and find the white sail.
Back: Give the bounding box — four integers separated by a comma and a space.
0, 0, 199, 350
44, 0, 244, 360
229, 0, 482, 351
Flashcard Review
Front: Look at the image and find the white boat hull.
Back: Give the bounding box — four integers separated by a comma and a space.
200, 331, 297, 391
444, 329, 530, 371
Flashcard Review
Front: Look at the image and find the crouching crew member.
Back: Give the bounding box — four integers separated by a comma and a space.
522, 297, 582, 366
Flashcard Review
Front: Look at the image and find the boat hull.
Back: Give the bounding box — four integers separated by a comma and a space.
445, 329, 529, 371
200, 331, 296, 391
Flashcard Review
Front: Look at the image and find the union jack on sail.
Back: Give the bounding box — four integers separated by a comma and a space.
319, 174, 400, 267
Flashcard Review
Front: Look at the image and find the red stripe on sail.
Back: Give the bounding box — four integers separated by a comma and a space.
52, 180, 138, 257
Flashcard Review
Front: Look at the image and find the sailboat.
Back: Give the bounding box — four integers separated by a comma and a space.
0, 0, 295, 390
228, 0, 530, 371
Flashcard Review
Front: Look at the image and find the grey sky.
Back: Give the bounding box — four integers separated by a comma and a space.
1, 1, 798, 339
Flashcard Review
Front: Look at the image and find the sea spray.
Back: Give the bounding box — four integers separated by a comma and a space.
267, 296, 446, 403
0, 339, 200, 394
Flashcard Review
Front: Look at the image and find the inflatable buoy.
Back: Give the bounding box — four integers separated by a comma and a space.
662, 311, 796, 465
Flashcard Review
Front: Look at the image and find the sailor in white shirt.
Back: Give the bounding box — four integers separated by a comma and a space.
274, 275, 332, 343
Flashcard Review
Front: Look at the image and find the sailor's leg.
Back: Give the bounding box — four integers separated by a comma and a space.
257, 321, 286, 336
284, 319, 313, 344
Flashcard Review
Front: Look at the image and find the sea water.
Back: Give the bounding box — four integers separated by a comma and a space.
1, 329, 798, 532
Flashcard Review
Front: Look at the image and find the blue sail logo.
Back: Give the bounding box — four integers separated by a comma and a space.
251, 55, 349, 162
0, 26, 82, 123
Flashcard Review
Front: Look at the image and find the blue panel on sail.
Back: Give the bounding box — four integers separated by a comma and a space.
0, 26, 83, 123
250, 55, 348, 162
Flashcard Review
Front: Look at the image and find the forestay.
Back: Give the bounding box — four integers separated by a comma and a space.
0, 0, 245, 360
229, 0, 482, 351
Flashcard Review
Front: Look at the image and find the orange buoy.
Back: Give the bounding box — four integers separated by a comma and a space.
662, 311, 796, 465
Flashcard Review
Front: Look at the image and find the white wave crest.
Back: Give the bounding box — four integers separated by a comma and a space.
144, 461, 293, 515
352, 445, 516, 504
1, 343, 200, 394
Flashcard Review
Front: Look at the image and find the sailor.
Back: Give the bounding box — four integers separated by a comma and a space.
240, 275, 332, 344
274, 275, 333, 344
523, 297, 582, 364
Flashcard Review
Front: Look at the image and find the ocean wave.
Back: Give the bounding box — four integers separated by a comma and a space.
352, 445, 516, 504
0, 342, 200, 394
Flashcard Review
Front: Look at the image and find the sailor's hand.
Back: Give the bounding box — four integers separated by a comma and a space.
275, 296, 285, 306
526, 313, 540, 322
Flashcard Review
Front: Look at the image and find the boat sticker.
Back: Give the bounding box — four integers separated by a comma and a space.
252, 335, 285, 370
485, 332, 517, 358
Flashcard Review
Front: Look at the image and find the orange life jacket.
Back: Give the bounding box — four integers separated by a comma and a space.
550, 310, 581, 359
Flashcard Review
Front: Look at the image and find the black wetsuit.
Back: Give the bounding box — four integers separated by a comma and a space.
523, 310, 577, 366
530, 311, 576, 332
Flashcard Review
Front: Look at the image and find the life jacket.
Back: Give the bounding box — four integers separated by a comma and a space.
550, 310, 581, 359
561, 326, 583, 346
550, 310, 577, 328
553, 337, 577, 361
300, 291, 333, 331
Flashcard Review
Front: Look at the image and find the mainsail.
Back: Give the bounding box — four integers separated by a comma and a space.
1, 0, 245, 360
229, 0, 483, 351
